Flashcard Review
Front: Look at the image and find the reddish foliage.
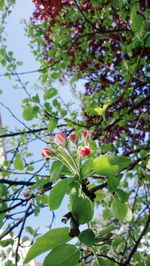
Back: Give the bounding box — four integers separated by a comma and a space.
31, 0, 150, 153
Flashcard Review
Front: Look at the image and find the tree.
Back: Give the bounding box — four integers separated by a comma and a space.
0, 0, 150, 265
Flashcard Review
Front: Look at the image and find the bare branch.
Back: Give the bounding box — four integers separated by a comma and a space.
15, 202, 32, 266
0, 178, 35, 186
0, 209, 34, 240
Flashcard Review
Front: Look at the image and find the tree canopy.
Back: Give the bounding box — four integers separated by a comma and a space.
0, 0, 150, 265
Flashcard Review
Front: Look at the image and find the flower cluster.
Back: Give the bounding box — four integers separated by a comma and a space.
41, 130, 92, 177
41, 130, 91, 159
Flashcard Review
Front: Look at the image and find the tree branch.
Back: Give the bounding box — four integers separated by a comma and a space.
122, 213, 150, 265
0, 178, 35, 186
0, 201, 25, 214
90, 182, 108, 193
0, 127, 47, 138
0, 168, 50, 178
0, 209, 34, 240
15, 202, 32, 266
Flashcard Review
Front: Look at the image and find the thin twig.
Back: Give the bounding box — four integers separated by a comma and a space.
122, 213, 150, 265
0, 209, 34, 240
15, 202, 32, 266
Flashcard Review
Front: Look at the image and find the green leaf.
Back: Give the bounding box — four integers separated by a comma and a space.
25, 226, 35, 235
92, 258, 116, 266
14, 158, 24, 170
48, 118, 58, 131
48, 179, 69, 210
79, 229, 96, 246
22, 236, 30, 243
50, 160, 64, 183
94, 107, 104, 115
0, 184, 8, 196
95, 190, 106, 201
51, 72, 62, 79
43, 244, 80, 266
41, 194, 48, 204
111, 199, 127, 221
70, 188, 94, 224
81, 160, 92, 178
94, 104, 108, 115
125, 207, 133, 222
24, 227, 71, 264
108, 176, 120, 192
26, 165, 34, 171
0, 239, 14, 247
111, 199, 132, 221
130, 5, 143, 32
145, 33, 150, 47
96, 225, 117, 238
92, 154, 130, 177
116, 189, 129, 203
4, 260, 15, 266
44, 88, 57, 100
0, 0, 4, 10
23, 105, 38, 121
32, 94, 40, 103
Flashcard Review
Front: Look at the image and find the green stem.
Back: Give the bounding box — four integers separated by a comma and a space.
91, 246, 100, 265
64, 147, 80, 176
55, 151, 77, 175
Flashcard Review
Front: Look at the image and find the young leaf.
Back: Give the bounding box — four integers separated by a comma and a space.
95, 190, 106, 201
96, 225, 117, 238
48, 118, 58, 131
48, 179, 69, 210
50, 160, 64, 183
23, 227, 71, 264
0, 184, 8, 196
108, 176, 120, 192
79, 229, 96, 246
14, 158, 24, 170
116, 189, 129, 203
92, 154, 130, 177
81, 160, 92, 178
43, 244, 80, 266
70, 188, 94, 224
23, 105, 38, 121
0, 239, 14, 247
130, 5, 143, 32
92, 258, 116, 266
111, 199, 127, 221
44, 88, 57, 100
0, 0, 4, 10
111, 199, 132, 222
23, 105, 35, 121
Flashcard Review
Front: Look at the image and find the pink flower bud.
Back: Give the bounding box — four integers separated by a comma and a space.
69, 134, 77, 142
54, 132, 67, 146
83, 130, 91, 139
23, 193, 28, 199
78, 146, 91, 156
41, 148, 52, 159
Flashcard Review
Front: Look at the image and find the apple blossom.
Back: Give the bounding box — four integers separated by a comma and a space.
23, 193, 28, 199
83, 130, 91, 139
54, 132, 67, 145
69, 134, 77, 142
78, 146, 91, 156
41, 148, 52, 159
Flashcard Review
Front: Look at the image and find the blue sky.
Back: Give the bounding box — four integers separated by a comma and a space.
0, 0, 85, 262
